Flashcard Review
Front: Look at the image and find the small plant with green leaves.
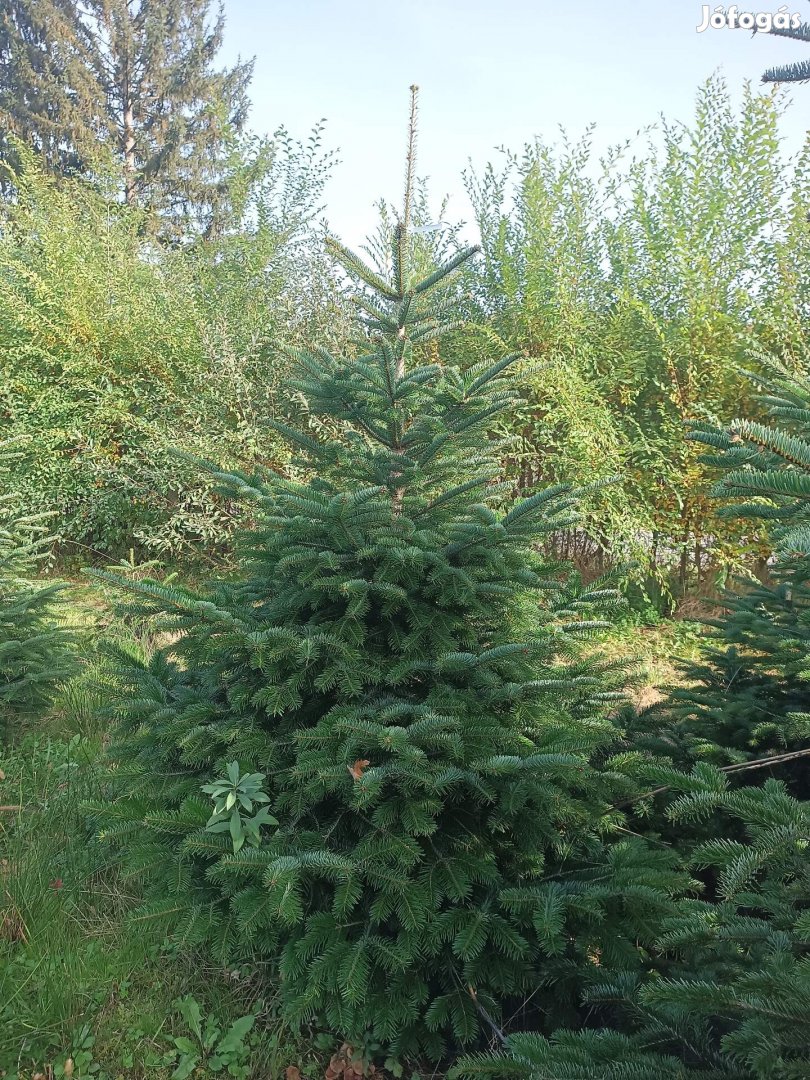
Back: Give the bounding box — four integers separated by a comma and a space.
167, 996, 257, 1080
202, 762, 277, 853
52, 1025, 98, 1080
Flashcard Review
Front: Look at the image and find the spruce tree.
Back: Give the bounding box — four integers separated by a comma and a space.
86, 107, 677, 1059
0, 0, 252, 236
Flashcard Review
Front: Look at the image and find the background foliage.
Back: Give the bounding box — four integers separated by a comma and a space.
0, 129, 346, 561
465, 76, 810, 601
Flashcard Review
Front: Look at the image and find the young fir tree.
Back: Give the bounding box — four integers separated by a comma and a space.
637, 360, 810, 794
453, 766, 810, 1079
0, 0, 252, 236
87, 103, 679, 1059
0, 439, 74, 732
638, 568, 810, 773
448, 369, 810, 1079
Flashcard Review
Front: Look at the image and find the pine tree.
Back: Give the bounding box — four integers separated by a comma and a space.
85, 99, 676, 1059
0, 0, 252, 236
0, 439, 74, 732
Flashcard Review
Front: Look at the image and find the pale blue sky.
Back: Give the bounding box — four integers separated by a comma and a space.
219, 1, 810, 247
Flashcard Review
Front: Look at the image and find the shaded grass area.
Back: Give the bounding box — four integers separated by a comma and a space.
598, 610, 705, 711
0, 580, 703, 1079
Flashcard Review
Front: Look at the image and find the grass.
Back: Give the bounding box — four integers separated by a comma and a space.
598, 609, 705, 711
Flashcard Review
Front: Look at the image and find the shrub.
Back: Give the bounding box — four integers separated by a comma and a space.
0, 132, 343, 561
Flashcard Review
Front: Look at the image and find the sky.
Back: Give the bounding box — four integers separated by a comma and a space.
219, 1, 810, 248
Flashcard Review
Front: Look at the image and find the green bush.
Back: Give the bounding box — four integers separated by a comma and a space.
0, 132, 344, 562
465, 76, 810, 594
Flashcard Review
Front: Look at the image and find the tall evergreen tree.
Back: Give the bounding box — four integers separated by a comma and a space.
0, 0, 104, 181
85, 104, 675, 1059
0, 0, 252, 236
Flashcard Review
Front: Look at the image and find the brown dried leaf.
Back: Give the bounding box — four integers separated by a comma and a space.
347, 760, 370, 781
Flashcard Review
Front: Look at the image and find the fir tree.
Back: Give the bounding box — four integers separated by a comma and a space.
761, 10, 810, 84
452, 767, 810, 1078
449, 357, 810, 1077
640, 567, 810, 778
669, 359, 810, 790
622, 359, 810, 793
86, 100, 675, 1059
0, 439, 74, 732
0, 0, 252, 236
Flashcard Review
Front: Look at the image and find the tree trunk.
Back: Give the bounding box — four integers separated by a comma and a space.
121, 51, 136, 206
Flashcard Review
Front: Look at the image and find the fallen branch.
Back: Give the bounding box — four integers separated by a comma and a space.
616, 745, 810, 809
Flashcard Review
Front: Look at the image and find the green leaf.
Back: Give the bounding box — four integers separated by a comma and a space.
175, 996, 203, 1042
216, 1014, 255, 1055
172, 1055, 198, 1080
172, 1037, 199, 1057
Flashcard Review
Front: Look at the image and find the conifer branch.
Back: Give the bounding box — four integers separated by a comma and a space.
402, 84, 419, 239
617, 746, 810, 808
